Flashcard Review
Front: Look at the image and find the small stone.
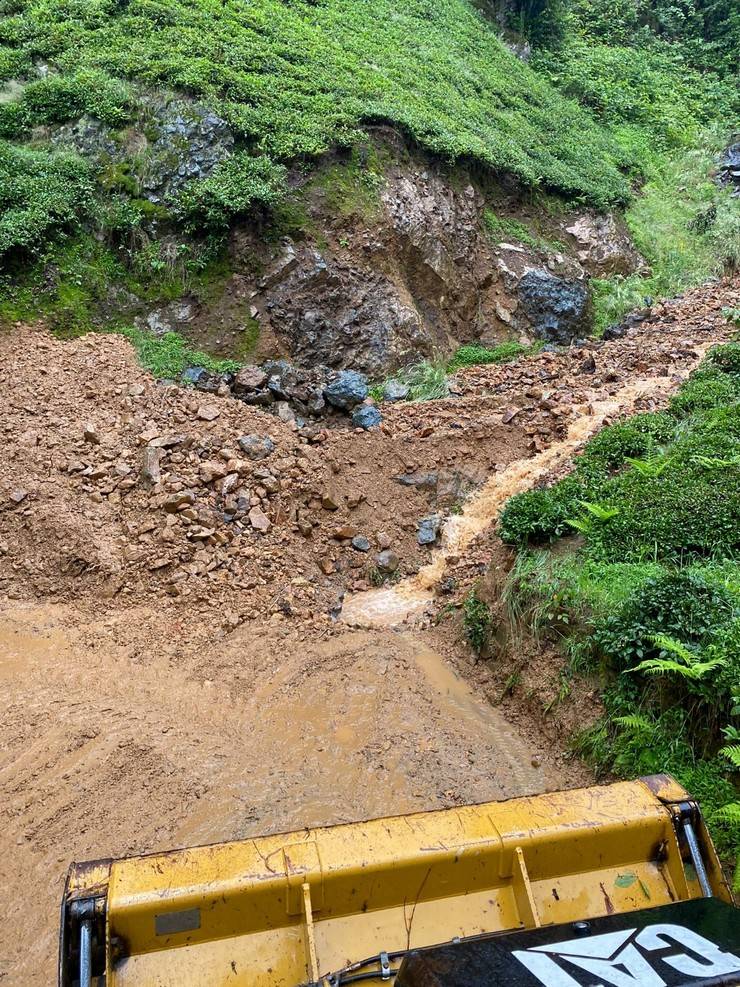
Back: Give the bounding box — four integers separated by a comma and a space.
163, 491, 195, 513
351, 535, 371, 552
321, 488, 341, 511
9, 488, 28, 504
531, 757, 541, 769
333, 524, 358, 540
417, 515, 441, 546
352, 405, 382, 430
83, 424, 100, 444
376, 531, 391, 549
319, 557, 336, 575
376, 549, 399, 573
238, 434, 275, 460
188, 526, 215, 540
148, 557, 171, 570
248, 506, 271, 532
140, 446, 161, 487
196, 404, 220, 421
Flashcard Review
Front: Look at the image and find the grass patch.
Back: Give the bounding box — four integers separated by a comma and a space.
591, 132, 740, 334
448, 340, 541, 370
115, 326, 240, 380
377, 361, 450, 402
482, 209, 564, 253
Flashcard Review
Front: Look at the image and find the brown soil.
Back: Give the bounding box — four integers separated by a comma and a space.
0, 275, 737, 984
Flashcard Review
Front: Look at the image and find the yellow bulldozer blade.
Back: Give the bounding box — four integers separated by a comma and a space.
59, 775, 736, 987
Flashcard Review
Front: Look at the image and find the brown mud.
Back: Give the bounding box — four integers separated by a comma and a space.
0, 275, 737, 984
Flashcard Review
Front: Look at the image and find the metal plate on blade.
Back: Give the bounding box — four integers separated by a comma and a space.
396, 899, 740, 986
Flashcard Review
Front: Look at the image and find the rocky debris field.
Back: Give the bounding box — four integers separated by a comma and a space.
1, 279, 737, 634
0, 275, 737, 986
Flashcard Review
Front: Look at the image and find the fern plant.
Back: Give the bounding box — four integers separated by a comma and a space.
566, 500, 620, 534
625, 456, 673, 477
716, 744, 740, 892
629, 634, 725, 681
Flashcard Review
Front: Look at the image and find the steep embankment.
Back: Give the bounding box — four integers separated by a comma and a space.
0, 0, 736, 379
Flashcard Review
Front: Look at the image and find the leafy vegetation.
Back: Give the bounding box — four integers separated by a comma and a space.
0, 0, 635, 211
501, 347, 740, 872
115, 325, 239, 379
463, 590, 495, 653
0, 141, 95, 256
589, 134, 740, 334
448, 340, 537, 370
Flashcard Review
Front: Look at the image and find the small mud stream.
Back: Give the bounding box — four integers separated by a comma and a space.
341, 372, 696, 628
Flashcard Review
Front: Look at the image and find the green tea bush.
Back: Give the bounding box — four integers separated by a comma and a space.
576, 414, 674, 474
0, 141, 95, 256
179, 153, 286, 232
0, 0, 635, 206
709, 342, 740, 375
594, 570, 737, 667
0, 70, 131, 137
668, 367, 740, 416
499, 477, 584, 545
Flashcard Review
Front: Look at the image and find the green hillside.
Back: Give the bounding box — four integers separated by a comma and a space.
0, 0, 635, 210
0, 0, 736, 328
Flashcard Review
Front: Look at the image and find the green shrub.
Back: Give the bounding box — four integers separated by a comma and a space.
0, 70, 131, 137
0, 0, 636, 206
179, 153, 286, 232
709, 342, 740, 375
0, 141, 95, 256
463, 591, 494, 654
499, 478, 583, 545
576, 415, 673, 473
594, 570, 737, 668
669, 368, 740, 416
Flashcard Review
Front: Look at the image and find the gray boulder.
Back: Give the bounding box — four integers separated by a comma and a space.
383, 380, 410, 402
324, 370, 369, 410
238, 434, 275, 460
352, 405, 382, 430
518, 270, 592, 344
417, 515, 442, 546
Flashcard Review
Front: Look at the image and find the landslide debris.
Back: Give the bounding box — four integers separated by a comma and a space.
1, 277, 736, 634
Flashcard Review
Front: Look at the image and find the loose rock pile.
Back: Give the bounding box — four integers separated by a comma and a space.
184, 362, 382, 430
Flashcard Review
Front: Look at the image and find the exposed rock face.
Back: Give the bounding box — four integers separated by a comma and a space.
52, 94, 233, 208
253, 242, 429, 374
518, 270, 592, 344
563, 212, 647, 276
52, 121, 645, 374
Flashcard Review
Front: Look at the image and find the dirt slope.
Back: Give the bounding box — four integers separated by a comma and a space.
0, 275, 737, 984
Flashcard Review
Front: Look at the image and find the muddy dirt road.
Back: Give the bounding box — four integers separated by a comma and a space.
1, 277, 737, 984
0, 604, 565, 982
